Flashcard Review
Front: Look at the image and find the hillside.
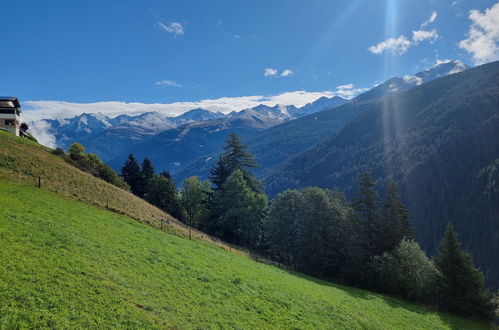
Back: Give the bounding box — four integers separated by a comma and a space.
0, 180, 488, 329
264, 61, 499, 289
0, 130, 230, 248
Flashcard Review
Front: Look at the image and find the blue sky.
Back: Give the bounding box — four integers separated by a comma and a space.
1, 0, 499, 120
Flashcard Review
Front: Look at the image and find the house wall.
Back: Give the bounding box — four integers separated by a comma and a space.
0, 113, 20, 136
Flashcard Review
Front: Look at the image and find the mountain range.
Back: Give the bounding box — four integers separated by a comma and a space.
172, 60, 470, 182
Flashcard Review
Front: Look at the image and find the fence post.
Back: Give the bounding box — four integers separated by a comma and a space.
38, 176, 41, 188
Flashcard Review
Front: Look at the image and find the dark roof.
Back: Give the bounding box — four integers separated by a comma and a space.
0, 97, 20, 108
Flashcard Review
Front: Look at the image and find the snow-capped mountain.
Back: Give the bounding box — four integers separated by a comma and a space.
295, 96, 348, 117
355, 60, 469, 103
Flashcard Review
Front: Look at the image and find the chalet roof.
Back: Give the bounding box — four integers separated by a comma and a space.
0, 97, 21, 108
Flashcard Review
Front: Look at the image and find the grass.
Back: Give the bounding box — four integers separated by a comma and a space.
0, 130, 239, 251
0, 180, 490, 329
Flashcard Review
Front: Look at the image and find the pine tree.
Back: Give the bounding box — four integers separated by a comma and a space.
353, 171, 382, 255
141, 158, 155, 192
434, 223, 495, 320
209, 133, 260, 192
121, 154, 144, 197
353, 172, 378, 222
380, 182, 413, 252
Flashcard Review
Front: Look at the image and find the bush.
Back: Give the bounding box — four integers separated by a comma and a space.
51, 148, 65, 157
68, 143, 85, 160
98, 164, 130, 192
383, 239, 438, 303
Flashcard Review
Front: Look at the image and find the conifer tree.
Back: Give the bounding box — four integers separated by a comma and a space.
141, 158, 155, 192
121, 154, 144, 197
380, 182, 413, 252
353, 171, 382, 255
353, 172, 378, 222
209, 133, 260, 192
434, 223, 495, 320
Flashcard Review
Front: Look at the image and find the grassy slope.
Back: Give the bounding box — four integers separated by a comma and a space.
0, 131, 236, 250
0, 180, 488, 329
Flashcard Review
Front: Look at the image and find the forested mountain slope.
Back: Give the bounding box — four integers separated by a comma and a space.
0, 180, 487, 329
236, 61, 470, 180
265, 61, 499, 289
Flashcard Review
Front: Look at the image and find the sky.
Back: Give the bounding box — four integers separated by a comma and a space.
1, 0, 499, 121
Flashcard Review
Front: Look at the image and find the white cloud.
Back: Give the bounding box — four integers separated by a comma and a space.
264, 68, 278, 77
155, 80, 182, 87
368, 11, 440, 55
334, 83, 368, 98
280, 69, 294, 77
336, 83, 354, 90
412, 29, 438, 43
28, 120, 57, 148
368, 30, 438, 55
158, 22, 184, 36
21, 91, 352, 122
421, 11, 438, 28
368, 36, 411, 54
403, 75, 423, 85
458, 3, 499, 64
234, 34, 242, 39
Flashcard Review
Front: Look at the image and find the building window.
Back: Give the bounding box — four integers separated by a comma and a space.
4, 119, 15, 126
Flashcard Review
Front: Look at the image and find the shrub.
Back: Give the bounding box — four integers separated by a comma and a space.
385, 239, 438, 303
51, 148, 65, 157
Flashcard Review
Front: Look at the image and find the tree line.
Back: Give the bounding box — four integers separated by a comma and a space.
119, 133, 497, 321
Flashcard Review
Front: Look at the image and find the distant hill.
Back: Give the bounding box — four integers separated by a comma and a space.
264, 61, 499, 289
0, 179, 486, 329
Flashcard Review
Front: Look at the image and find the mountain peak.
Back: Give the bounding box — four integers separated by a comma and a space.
415, 60, 470, 82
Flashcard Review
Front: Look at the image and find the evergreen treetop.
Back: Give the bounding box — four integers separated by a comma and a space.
209, 133, 261, 192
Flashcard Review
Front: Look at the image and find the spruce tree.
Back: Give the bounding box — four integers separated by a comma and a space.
380, 182, 413, 252
121, 154, 144, 197
434, 223, 495, 320
141, 158, 155, 192
209, 133, 260, 192
353, 171, 382, 255
353, 172, 378, 223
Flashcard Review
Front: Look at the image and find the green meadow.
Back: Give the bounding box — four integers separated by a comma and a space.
0, 180, 488, 329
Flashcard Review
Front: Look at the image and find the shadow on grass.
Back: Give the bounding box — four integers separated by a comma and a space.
266, 265, 490, 330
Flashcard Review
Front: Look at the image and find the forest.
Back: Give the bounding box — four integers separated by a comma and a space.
116, 133, 497, 321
